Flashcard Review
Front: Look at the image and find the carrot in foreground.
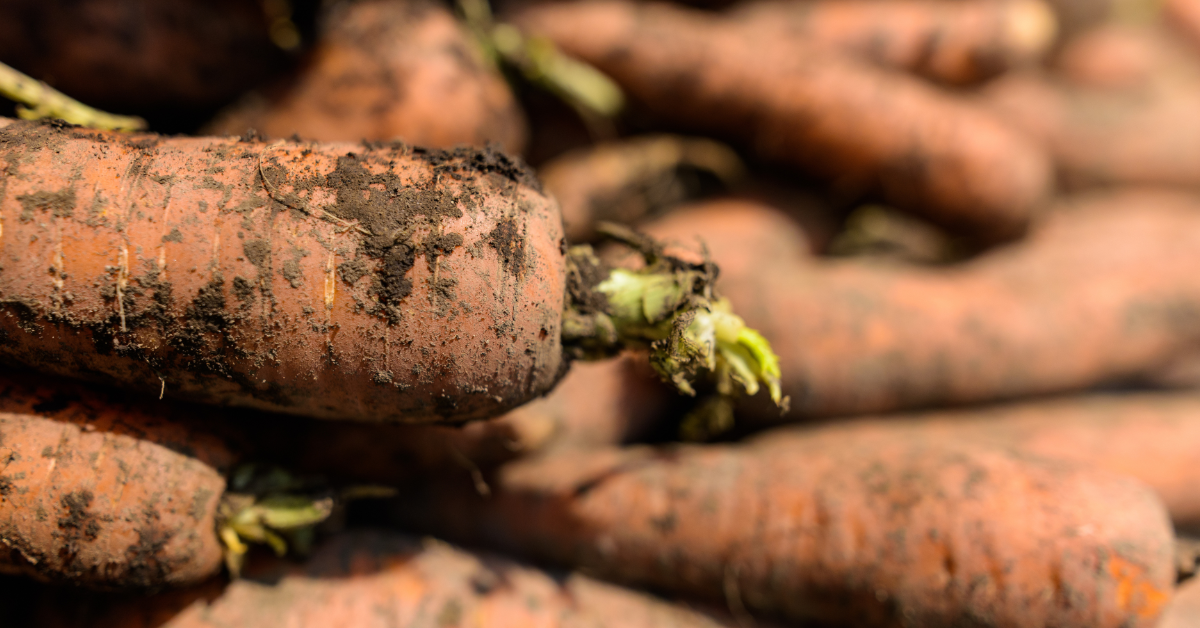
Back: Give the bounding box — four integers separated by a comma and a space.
389, 430, 1174, 626
729, 0, 1057, 85
0, 370, 365, 588
0, 119, 782, 423
0, 372, 233, 588
206, 0, 528, 154
633, 191, 1200, 420
513, 0, 1053, 241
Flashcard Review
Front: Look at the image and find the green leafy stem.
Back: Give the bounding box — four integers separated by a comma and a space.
562, 228, 784, 410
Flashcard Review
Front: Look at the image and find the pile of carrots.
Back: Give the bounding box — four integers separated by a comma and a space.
6, 0, 1200, 625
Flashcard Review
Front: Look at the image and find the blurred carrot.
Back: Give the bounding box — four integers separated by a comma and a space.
774, 392, 1200, 527
514, 0, 1053, 242
633, 191, 1200, 420
0, 0, 293, 115
540, 135, 743, 242
16, 531, 760, 628
256, 353, 678, 487
983, 46, 1200, 189
730, 0, 1057, 84
389, 429, 1175, 626
205, 0, 528, 154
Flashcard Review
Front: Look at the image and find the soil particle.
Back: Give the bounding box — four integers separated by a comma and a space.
17, 188, 76, 222
281, 258, 304, 289
58, 490, 101, 543
487, 217, 526, 277
338, 259, 369, 286
243, 239, 272, 269
162, 228, 184, 243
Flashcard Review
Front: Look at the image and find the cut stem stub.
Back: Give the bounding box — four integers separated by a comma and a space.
562, 229, 785, 410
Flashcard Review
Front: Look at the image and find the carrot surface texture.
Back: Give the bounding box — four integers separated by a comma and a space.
513, 0, 1053, 242
0, 371, 351, 589
633, 191, 1200, 420
389, 431, 1175, 627
730, 0, 1058, 85
0, 119, 782, 423
205, 0, 528, 154
8, 531, 766, 628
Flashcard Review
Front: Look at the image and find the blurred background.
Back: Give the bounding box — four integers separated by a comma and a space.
5, 0, 1200, 625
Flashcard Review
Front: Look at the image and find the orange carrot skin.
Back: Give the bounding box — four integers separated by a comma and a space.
15, 531, 756, 628
0, 120, 565, 424
982, 71, 1200, 190
206, 0, 528, 154
514, 0, 1052, 241
0, 371, 233, 589
731, 0, 1056, 85
390, 434, 1174, 627
758, 391, 1200, 527
634, 192, 1200, 419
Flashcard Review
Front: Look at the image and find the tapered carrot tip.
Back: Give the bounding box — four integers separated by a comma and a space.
1005, 0, 1059, 58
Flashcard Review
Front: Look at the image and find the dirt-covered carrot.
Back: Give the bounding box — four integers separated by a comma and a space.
205, 0, 528, 154
981, 69, 1200, 189
0, 0, 294, 115
540, 135, 743, 243
632, 190, 1200, 420
0, 372, 233, 589
769, 392, 1200, 527
0, 370, 359, 588
512, 0, 1053, 241
0, 119, 780, 423
11, 531, 763, 628
729, 0, 1058, 85
390, 431, 1175, 626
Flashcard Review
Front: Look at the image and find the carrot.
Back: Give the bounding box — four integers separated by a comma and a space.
981, 70, 1200, 189
0, 0, 294, 116
632, 190, 1200, 420
1167, 0, 1200, 54
0, 371, 234, 589
1052, 24, 1191, 90
757, 392, 1200, 527
13, 531, 763, 628
0, 119, 782, 422
729, 0, 1058, 85
539, 135, 744, 243
255, 352, 679, 487
204, 0, 528, 154
512, 0, 1053, 242
0, 119, 562, 423
389, 431, 1175, 626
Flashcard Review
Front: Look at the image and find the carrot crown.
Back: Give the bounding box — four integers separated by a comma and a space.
562, 225, 785, 411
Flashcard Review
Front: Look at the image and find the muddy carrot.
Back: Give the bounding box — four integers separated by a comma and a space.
0, 119, 780, 423
730, 0, 1057, 84
632, 191, 1200, 420
205, 0, 528, 154
389, 430, 1175, 626
513, 0, 1053, 241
